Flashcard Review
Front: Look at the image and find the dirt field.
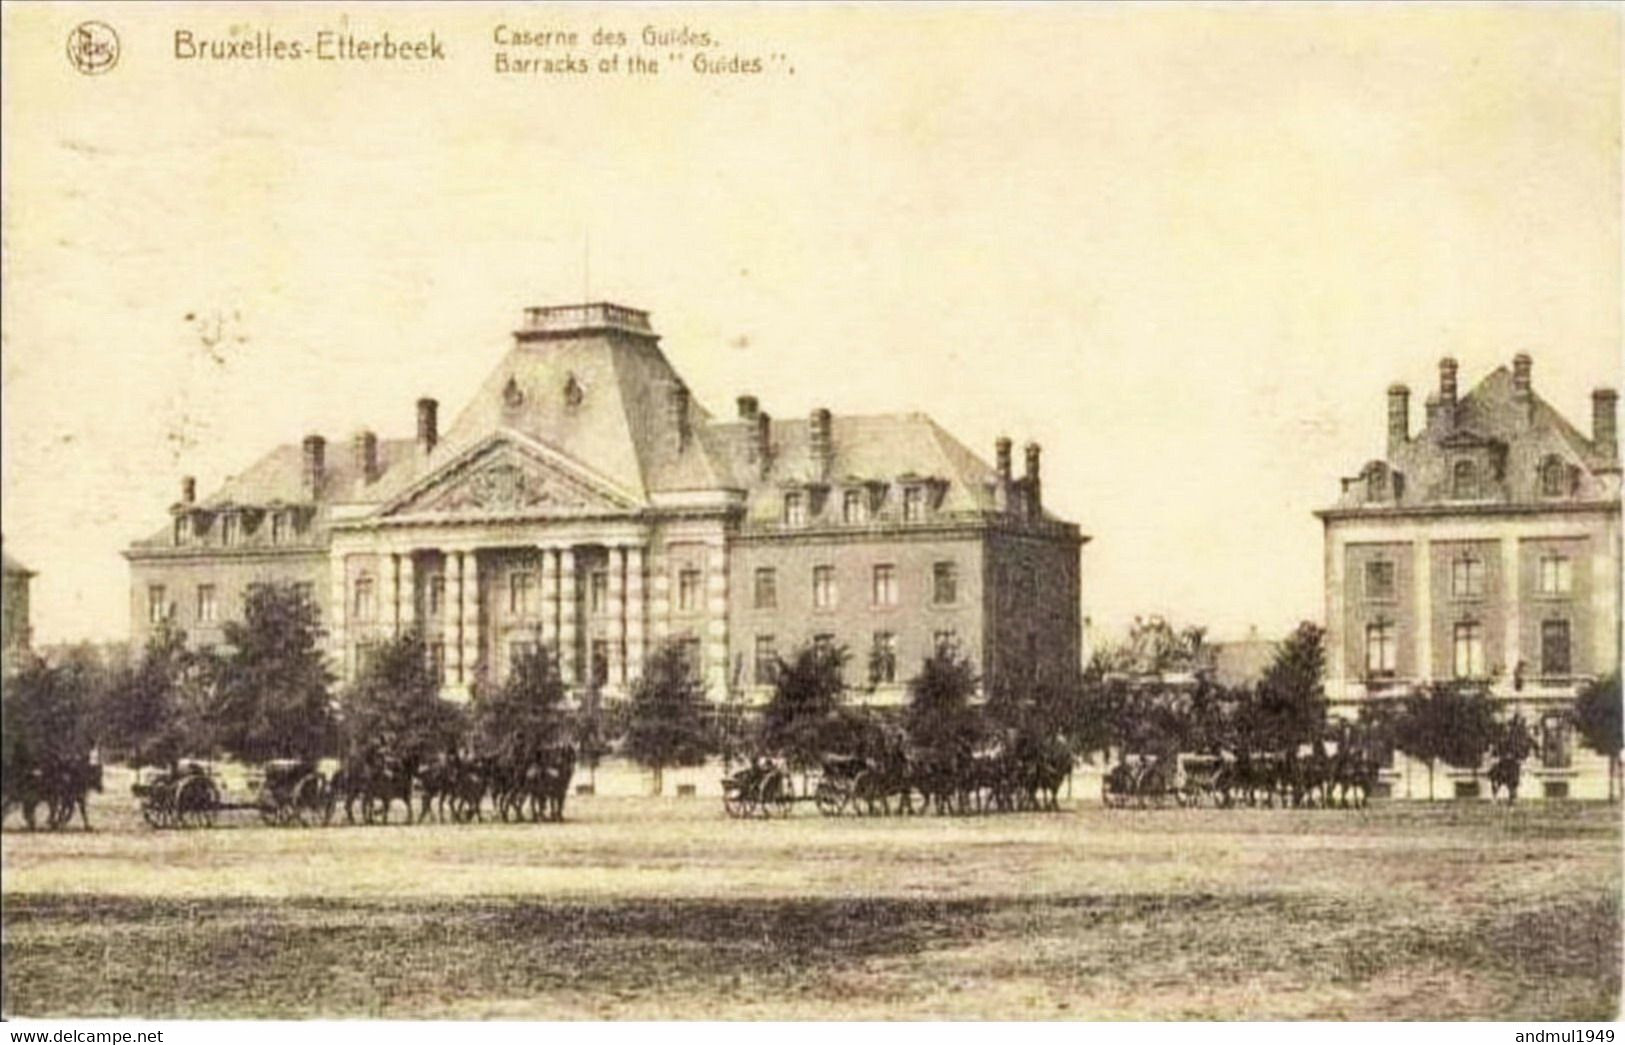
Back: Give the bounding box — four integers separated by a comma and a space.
2, 775, 1618, 1019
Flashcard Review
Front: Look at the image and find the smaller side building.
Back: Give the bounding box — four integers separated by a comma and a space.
2, 546, 35, 670
1317, 354, 1621, 799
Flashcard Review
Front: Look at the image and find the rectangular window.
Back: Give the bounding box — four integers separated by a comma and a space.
270, 512, 287, 544
1452, 621, 1484, 679
678, 568, 702, 612
353, 577, 376, 622
1451, 557, 1484, 598
932, 561, 958, 605
903, 486, 924, 523
842, 489, 867, 524
1540, 619, 1572, 677
1541, 714, 1573, 769
428, 575, 445, 615
678, 637, 703, 680
813, 565, 836, 610
871, 631, 898, 684
1452, 460, 1478, 499
196, 584, 217, 623
783, 492, 806, 527
428, 642, 445, 683
355, 641, 378, 676
148, 585, 167, 624
510, 572, 535, 615
1364, 560, 1395, 600
173, 517, 188, 546
589, 569, 608, 614
221, 514, 239, 546
754, 635, 777, 685
1364, 621, 1396, 676
591, 640, 610, 687
753, 567, 777, 609
872, 564, 897, 607
1538, 555, 1572, 596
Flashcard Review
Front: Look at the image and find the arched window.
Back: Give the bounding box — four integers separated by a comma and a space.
1540, 457, 1567, 498
1451, 459, 1477, 499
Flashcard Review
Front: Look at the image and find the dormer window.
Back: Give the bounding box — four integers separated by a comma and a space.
271, 511, 288, 544
842, 489, 867, 524
1540, 456, 1568, 498
220, 513, 240, 546
902, 486, 925, 523
783, 491, 806, 527
173, 516, 188, 546
1451, 460, 1478, 500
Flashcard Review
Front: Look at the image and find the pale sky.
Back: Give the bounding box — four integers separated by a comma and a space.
2, 3, 1620, 648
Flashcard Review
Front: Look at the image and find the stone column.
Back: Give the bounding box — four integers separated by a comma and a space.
1502, 536, 1520, 683
540, 546, 559, 662
1414, 537, 1432, 681
608, 546, 627, 690
397, 551, 416, 635
329, 552, 349, 683
650, 544, 670, 644
450, 551, 466, 684
705, 539, 730, 692
558, 547, 577, 686
460, 550, 481, 691
385, 554, 401, 635
626, 545, 646, 686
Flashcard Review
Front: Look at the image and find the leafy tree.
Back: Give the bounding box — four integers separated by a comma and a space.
97, 623, 217, 767
1089, 616, 1208, 677
903, 642, 984, 757
571, 685, 620, 790
621, 640, 715, 795
1246, 621, 1327, 752
472, 641, 568, 761
761, 641, 852, 773
340, 631, 466, 768
209, 584, 335, 764
1572, 673, 1622, 802
2, 654, 95, 775
1394, 682, 1496, 799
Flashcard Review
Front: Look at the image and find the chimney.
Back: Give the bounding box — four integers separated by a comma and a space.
755, 411, 772, 478
301, 434, 326, 498
669, 383, 692, 451
1386, 384, 1410, 456
1438, 356, 1458, 408
1024, 442, 1042, 516
180, 476, 196, 505
353, 429, 380, 484
416, 397, 438, 455
1594, 387, 1618, 459
994, 437, 1012, 512
1512, 353, 1532, 398
737, 395, 759, 421
809, 408, 833, 480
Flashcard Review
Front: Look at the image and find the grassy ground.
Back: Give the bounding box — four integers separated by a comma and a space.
2, 777, 1618, 1019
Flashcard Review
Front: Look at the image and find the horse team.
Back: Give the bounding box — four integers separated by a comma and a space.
321, 743, 579, 826
0, 759, 103, 830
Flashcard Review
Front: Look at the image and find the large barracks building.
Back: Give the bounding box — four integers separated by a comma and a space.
1318, 354, 1621, 798
126, 302, 1086, 703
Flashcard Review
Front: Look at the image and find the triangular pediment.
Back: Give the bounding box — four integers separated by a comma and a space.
379, 432, 643, 518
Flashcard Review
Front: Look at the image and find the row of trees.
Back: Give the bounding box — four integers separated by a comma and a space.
4, 591, 1622, 799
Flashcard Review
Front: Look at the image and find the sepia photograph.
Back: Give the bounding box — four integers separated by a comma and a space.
1, 1, 1620, 1025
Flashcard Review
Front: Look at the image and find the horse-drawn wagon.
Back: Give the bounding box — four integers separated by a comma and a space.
721, 758, 796, 818
133, 759, 331, 828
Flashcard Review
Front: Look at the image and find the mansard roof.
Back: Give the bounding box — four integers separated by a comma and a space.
131, 302, 1062, 549
1324, 359, 1621, 515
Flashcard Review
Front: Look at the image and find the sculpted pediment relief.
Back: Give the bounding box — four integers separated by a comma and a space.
389, 444, 630, 516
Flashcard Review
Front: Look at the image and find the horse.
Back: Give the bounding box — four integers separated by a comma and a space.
46, 761, 102, 830
1, 764, 50, 830
1488, 755, 1523, 804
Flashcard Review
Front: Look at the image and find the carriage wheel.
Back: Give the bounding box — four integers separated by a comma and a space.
140, 798, 165, 829
813, 780, 845, 818
176, 778, 217, 829
723, 785, 746, 819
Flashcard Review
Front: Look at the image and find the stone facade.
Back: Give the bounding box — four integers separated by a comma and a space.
1318, 354, 1622, 799
3, 547, 34, 668
126, 302, 1087, 706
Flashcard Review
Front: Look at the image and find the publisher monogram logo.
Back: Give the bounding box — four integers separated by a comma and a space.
67, 21, 120, 75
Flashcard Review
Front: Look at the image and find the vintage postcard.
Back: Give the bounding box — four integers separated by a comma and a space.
1, 1, 1619, 1025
